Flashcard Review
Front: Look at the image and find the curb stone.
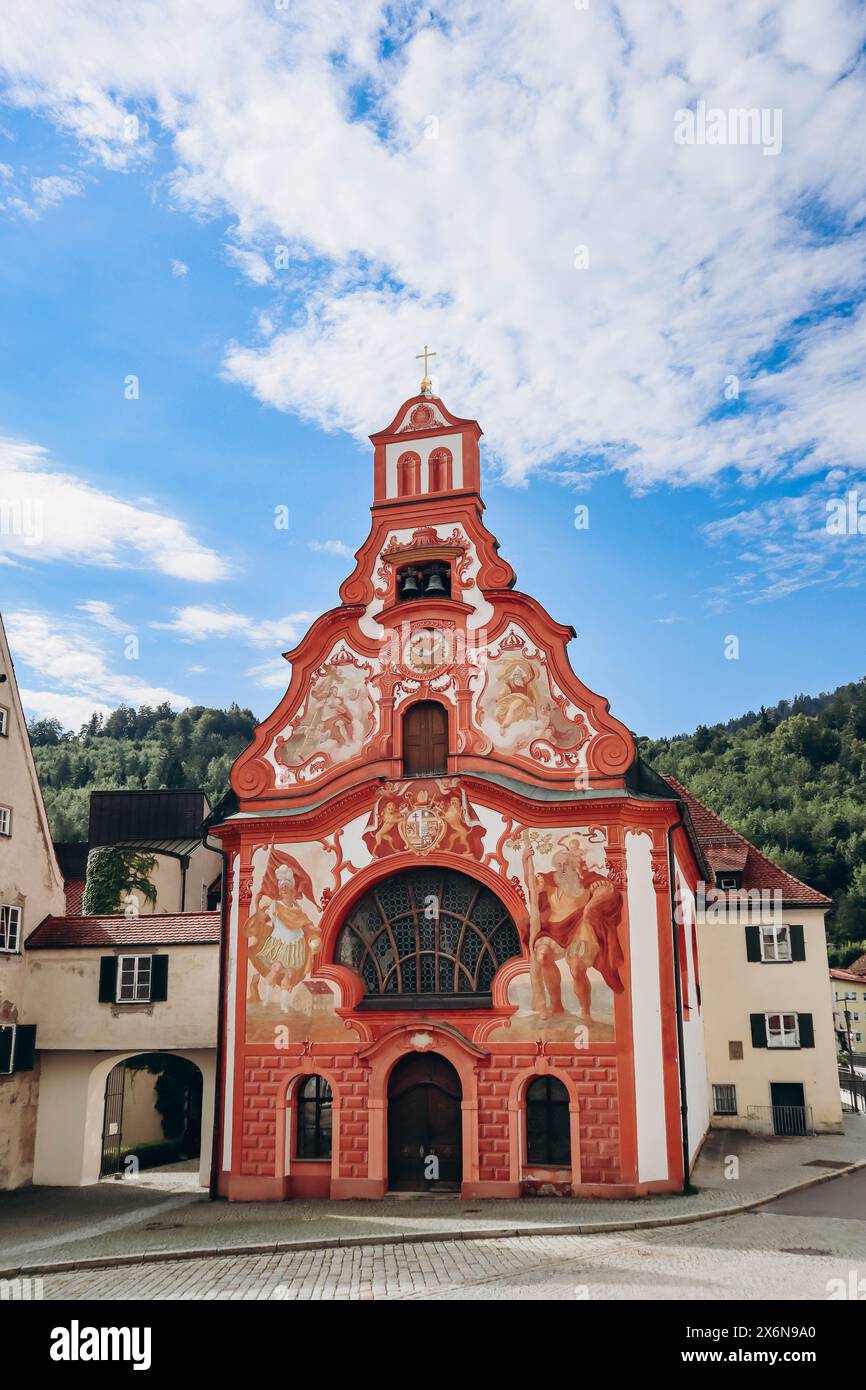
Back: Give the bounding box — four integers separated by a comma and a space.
3, 1157, 864, 1281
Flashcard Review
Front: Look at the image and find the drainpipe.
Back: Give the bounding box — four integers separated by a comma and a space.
667, 811, 693, 1194
201, 820, 230, 1201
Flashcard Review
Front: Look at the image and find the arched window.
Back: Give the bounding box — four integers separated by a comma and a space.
397, 451, 421, 497
428, 447, 452, 492
296, 1075, 333, 1159
402, 700, 448, 776
335, 867, 522, 1006
525, 1075, 571, 1166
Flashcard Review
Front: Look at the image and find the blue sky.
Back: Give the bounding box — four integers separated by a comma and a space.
1, 1, 865, 740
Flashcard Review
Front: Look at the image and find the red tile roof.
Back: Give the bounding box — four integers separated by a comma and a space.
665, 776, 831, 906
26, 912, 220, 949
845, 953, 866, 977
830, 968, 866, 983
64, 878, 85, 915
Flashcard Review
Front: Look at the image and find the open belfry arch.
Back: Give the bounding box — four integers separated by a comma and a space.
211, 361, 709, 1200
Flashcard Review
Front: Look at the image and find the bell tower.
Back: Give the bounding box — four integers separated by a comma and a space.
369, 353, 482, 506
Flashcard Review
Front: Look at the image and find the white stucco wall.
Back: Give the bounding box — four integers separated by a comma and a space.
33, 1048, 215, 1187
626, 830, 670, 1183
696, 904, 842, 1133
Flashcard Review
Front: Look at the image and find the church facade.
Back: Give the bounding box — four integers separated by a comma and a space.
210, 386, 712, 1201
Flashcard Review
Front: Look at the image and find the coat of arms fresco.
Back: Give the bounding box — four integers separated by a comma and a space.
362, 779, 486, 860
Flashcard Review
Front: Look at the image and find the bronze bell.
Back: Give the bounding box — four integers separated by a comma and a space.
424, 569, 448, 596
400, 570, 421, 597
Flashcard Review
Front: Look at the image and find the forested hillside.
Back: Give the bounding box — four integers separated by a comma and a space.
639, 677, 866, 966
29, 703, 257, 842
29, 680, 866, 964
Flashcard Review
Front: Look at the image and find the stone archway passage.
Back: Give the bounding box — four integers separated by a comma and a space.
388, 1052, 462, 1192
100, 1053, 204, 1177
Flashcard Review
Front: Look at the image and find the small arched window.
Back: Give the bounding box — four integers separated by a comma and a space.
296, 1075, 333, 1159
397, 451, 421, 497
428, 447, 452, 492
402, 700, 448, 776
525, 1075, 570, 1166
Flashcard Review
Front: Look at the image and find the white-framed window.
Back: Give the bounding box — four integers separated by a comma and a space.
712, 1083, 737, 1116
856, 1033, 863, 1044
760, 925, 791, 962
0, 805, 11, 837
116, 954, 153, 1003
0, 904, 22, 953
0, 705, 8, 736
766, 1012, 799, 1048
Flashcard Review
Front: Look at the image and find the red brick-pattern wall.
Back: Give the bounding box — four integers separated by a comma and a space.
240, 1051, 619, 1185
476, 1054, 621, 1186
240, 1054, 369, 1179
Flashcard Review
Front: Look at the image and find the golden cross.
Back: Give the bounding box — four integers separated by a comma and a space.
415, 344, 436, 388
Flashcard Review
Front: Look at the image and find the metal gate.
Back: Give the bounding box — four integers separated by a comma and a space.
100, 1061, 126, 1176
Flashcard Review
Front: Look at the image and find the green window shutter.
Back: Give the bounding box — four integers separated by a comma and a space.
745, 926, 761, 961
13, 1024, 36, 1072
750, 1013, 767, 1048
798, 1013, 815, 1048
150, 954, 169, 1002
790, 925, 806, 961
98, 956, 118, 1003
0, 1026, 14, 1073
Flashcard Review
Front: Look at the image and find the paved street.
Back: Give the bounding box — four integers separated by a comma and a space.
35, 1171, 866, 1300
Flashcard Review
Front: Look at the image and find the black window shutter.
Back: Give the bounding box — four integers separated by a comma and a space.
790, 925, 806, 961
98, 956, 118, 1003
13, 1024, 36, 1072
150, 954, 169, 1002
0, 1026, 13, 1073
798, 1013, 815, 1048
745, 926, 761, 961
750, 1013, 767, 1048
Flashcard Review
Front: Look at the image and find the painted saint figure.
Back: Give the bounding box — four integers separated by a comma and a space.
246, 862, 321, 1011
494, 654, 540, 733
522, 836, 624, 1020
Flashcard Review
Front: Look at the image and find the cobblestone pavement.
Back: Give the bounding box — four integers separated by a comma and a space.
38, 1201, 866, 1300
3, 1121, 865, 1270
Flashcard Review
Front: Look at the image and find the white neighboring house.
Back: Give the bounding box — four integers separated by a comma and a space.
24, 910, 220, 1187
668, 779, 843, 1136
0, 613, 66, 1188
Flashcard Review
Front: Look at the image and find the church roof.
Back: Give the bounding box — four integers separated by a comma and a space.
26, 912, 220, 949
664, 776, 831, 906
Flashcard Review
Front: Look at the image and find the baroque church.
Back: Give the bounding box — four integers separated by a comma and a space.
209, 371, 713, 1200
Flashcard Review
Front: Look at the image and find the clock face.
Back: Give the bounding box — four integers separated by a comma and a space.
404, 627, 450, 673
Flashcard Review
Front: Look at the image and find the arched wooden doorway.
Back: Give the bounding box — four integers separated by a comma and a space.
388, 1053, 462, 1192
402, 700, 448, 776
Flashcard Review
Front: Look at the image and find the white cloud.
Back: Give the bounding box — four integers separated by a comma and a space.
78, 599, 133, 633
20, 689, 114, 728
7, 609, 191, 726
0, 436, 227, 580
6, 172, 84, 219
171, 257, 189, 277
245, 657, 291, 690
0, 0, 865, 503
151, 604, 317, 648
702, 477, 866, 602
226, 245, 272, 286
308, 538, 352, 559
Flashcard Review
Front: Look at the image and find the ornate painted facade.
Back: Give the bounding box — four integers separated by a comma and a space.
211, 389, 710, 1200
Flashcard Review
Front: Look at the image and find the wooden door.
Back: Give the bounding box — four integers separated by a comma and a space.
402, 701, 448, 776
388, 1053, 462, 1191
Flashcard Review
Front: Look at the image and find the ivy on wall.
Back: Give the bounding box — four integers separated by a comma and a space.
82, 846, 158, 916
